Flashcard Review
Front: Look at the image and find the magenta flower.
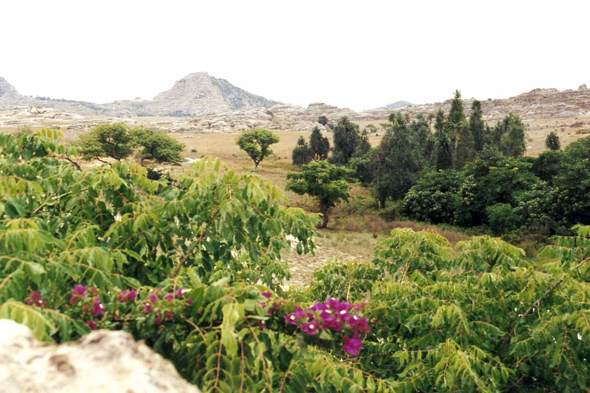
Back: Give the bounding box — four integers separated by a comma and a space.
72, 285, 87, 298
128, 289, 138, 301
155, 315, 163, 325
342, 334, 364, 356
258, 320, 267, 329
143, 303, 153, 314
69, 295, 80, 305
308, 302, 328, 312
117, 290, 130, 303
87, 320, 97, 330
285, 306, 307, 325
27, 291, 46, 307
186, 298, 194, 306
175, 288, 186, 298
91, 296, 104, 316
349, 315, 371, 334
149, 292, 159, 303
320, 310, 343, 332
164, 311, 174, 320
89, 287, 98, 294
164, 292, 175, 302
262, 291, 272, 299
300, 320, 319, 335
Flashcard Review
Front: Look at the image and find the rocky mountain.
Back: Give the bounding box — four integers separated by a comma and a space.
0, 77, 26, 103
101, 72, 281, 117
385, 100, 413, 109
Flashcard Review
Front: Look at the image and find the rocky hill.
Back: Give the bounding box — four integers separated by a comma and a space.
0, 77, 26, 104
385, 100, 413, 109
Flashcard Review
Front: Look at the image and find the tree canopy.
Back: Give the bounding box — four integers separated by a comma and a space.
236, 128, 280, 169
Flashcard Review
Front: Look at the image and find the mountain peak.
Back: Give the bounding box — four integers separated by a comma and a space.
0, 77, 24, 102
150, 72, 280, 115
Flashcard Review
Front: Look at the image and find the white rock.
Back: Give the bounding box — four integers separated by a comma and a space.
0, 319, 200, 393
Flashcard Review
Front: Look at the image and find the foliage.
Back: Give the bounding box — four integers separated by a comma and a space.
286, 161, 355, 228
292, 137, 314, 166
330, 117, 360, 166
546, 131, 561, 151
131, 127, 185, 164
79, 123, 135, 160
299, 227, 590, 392
470, 99, 486, 151
236, 128, 280, 169
317, 116, 329, 126
486, 203, 520, 234
498, 114, 527, 157
309, 127, 330, 161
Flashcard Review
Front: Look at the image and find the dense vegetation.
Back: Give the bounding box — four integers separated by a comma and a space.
2, 130, 590, 391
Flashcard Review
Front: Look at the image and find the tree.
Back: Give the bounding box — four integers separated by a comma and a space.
373, 114, 424, 207
309, 126, 330, 160
131, 128, 185, 164
454, 123, 476, 169
499, 113, 527, 157
286, 161, 355, 228
317, 116, 329, 126
470, 100, 486, 151
236, 128, 280, 169
330, 117, 360, 165
79, 123, 134, 161
292, 136, 314, 166
546, 131, 561, 151
433, 109, 453, 170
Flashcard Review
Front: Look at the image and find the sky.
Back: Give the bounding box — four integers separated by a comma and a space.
1, 0, 589, 110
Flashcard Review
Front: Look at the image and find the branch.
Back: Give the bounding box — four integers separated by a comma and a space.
500, 278, 564, 351
170, 227, 207, 278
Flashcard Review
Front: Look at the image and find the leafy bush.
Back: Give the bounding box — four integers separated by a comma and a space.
292, 136, 314, 166
236, 128, 280, 169
131, 127, 185, 163
486, 203, 520, 234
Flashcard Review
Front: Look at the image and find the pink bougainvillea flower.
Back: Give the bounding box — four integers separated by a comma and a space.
91, 296, 104, 316
320, 310, 343, 332
149, 292, 159, 303
164, 311, 174, 319
258, 320, 267, 329
87, 320, 97, 330
72, 285, 87, 298
27, 291, 46, 307
349, 315, 371, 335
262, 291, 272, 299
285, 306, 307, 325
128, 289, 138, 302
308, 302, 328, 312
164, 292, 175, 302
89, 287, 98, 294
69, 295, 80, 305
175, 288, 186, 298
117, 290, 130, 303
143, 303, 153, 314
156, 287, 164, 294
342, 334, 364, 356
186, 298, 194, 306
155, 315, 163, 325
300, 320, 319, 335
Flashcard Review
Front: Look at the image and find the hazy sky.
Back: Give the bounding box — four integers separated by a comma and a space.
1, 0, 588, 110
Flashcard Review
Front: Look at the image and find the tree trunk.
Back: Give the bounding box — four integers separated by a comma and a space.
319, 203, 330, 228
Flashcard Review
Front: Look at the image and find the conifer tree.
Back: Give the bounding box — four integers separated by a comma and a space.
470, 100, 486, 151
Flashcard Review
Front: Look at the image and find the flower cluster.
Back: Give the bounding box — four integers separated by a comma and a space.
26, 291, 46, 307
284, 297, 370, 356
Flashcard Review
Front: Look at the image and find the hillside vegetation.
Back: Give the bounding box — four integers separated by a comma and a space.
2, 130, 590, 391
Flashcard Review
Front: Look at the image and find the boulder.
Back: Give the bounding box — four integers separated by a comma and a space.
0, 319, 200, 393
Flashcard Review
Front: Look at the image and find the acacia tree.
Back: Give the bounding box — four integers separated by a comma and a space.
286, 161, 355, 228
546, 131, 561, 151
236, 128, 280, 169
79, 123, 134, 161
131, 127, 185, 164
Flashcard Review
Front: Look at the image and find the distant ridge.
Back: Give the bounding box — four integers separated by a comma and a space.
385, 100, 413, 109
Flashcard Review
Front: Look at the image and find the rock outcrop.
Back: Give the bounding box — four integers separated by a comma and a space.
0, 78, 26, 104
0, 319, 200, 393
